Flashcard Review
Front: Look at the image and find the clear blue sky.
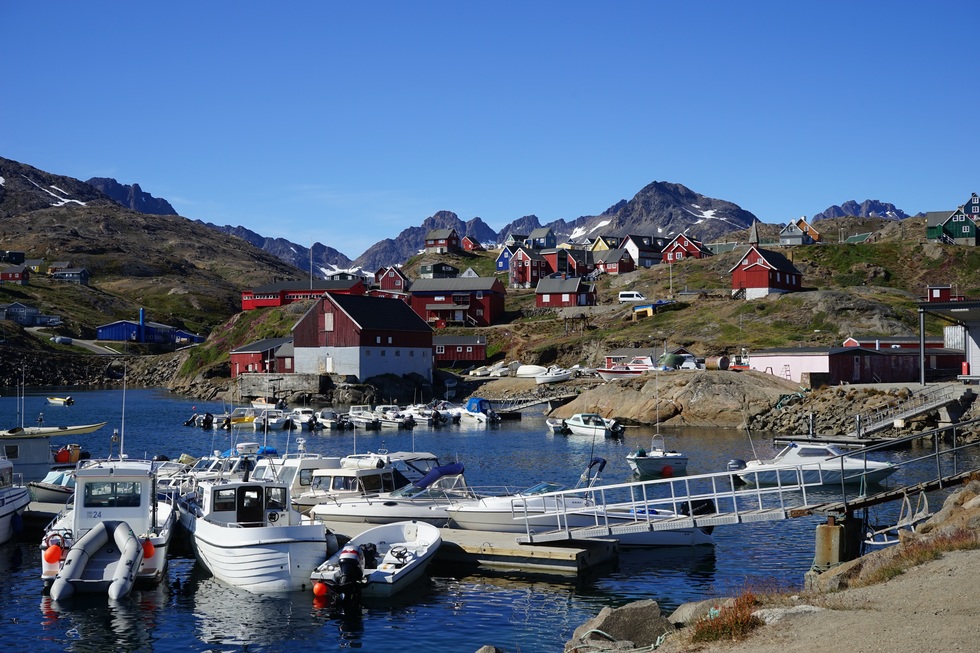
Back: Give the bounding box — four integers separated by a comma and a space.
3, 2, 977, 257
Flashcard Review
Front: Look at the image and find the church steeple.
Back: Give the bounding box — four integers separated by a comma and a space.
748, 219, 760, 246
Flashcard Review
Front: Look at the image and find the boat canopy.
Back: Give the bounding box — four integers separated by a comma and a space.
413, 462, 465, 489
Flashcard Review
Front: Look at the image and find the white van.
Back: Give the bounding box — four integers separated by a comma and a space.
618, 291, 647, 303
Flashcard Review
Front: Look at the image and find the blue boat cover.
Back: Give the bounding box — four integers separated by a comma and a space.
414, 462, 465, 488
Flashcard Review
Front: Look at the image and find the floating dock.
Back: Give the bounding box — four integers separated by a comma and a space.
315, 519, 618, 575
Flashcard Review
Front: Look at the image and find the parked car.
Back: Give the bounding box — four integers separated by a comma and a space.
618, 291, 647, 303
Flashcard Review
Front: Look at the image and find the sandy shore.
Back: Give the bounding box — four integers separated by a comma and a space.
656, 546, 980, 653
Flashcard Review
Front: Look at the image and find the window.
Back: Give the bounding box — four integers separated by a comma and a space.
214, 488, 236, 511
476, 291, 483, 299
542, 295, 550, 303
387, 336, 392, 344
964, 226, 971, 234
324, 313, 334, 332
436, 345, 445, 354
376, 336, 381, 344
466, 346, 473, 352
476, 309, 484, 316
456, 346, 463, 352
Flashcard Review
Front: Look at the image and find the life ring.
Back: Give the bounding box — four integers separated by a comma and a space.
44, 533, 64, 549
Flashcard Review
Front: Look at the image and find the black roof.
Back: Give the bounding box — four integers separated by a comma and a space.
329, 293, 432, 332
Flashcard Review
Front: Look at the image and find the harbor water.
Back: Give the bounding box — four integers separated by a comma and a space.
0, 387, 964, 652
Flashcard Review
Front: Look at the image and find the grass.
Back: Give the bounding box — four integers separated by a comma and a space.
689, 591, 764, 643
853, 527, 980, 587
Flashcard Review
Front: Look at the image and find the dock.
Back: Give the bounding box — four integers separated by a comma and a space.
772, 434, 890, 449
316, 519, 618, 575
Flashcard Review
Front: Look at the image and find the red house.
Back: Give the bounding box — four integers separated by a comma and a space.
424, 228, 460, 254
509, 246, 548, 288
541, 248, 596, 278
842, 335, 945, 349
662, 234, 712, 263
461, 236, 484, 251
241, 279, 366, 310
291, 293, 433, 382
923, 285, 965, 302
0, 265, 30, 285
593, 248, 635, 275
535, 277, 596, 308
375, 266, 411, 292
729, 245, 802, 300
408, 277, 506, 327
433, 335, 487, 365
229, 337, 293, 378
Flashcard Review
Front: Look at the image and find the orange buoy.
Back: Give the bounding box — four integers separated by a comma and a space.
142, 539, 156, 558
43, 544, 63, 564
661, 465, 674, 478
313, 581, 329, 597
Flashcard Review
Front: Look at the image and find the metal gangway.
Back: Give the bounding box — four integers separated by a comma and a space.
509, 420, 980, 545
847, 383, 975, 438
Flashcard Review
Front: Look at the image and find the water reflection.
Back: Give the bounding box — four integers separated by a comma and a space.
39, 588, 168, 653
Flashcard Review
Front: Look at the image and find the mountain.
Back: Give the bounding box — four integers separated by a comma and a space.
86, 177, 178, 215
203, 223, 353, 275
812, 200, 912, 222
352, 210, 466, 271
0, 156, 308, 334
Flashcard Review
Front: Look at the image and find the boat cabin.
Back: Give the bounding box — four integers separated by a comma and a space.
71, 460, 156, 540
201, 480, 290, 528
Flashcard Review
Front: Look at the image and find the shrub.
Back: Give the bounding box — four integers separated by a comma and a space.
690, 591, 764, 643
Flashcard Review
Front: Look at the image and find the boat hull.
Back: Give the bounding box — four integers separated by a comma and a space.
738, 464, 896, 487
627, 453, 689, 476
191, 519, 335, 593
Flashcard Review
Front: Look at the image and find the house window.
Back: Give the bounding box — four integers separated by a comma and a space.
476, 291, 483, 299
466, 347, 473, 352
964, 226, 971, 234
395, 279, 401, 287
456, 346, 463, 352
542, 295, 550, 303
475, 309, 484, 316
435, 295, 445, 301
395, 350, 400, 357
387, 337, 392, 344
376, 336, 381, 344
324, 313, 334, 331
676, 252, 684, 260
436, 345, 445, 354
562, 294, 570, 302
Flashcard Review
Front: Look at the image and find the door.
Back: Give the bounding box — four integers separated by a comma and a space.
237, 486, 265, 526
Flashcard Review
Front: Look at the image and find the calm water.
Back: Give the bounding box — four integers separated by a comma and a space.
0, 387, 968, 652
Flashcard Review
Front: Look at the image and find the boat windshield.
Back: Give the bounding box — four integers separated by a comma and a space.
521, 481, 564, 496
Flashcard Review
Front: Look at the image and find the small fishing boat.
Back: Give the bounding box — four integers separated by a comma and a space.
627, 434, 688, 477
40, 458, 177, 600
551, 413, 624, 438
1, 421, 107, 438
461, 397, 500, 424
534, 366, 573, 385
310, 520, 441, 602
46, 396, 74, 406
28, 469, 76, 503
514, 364, 548, 378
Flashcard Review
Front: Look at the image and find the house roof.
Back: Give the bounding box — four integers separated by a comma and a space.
529, 227, 553, 239
535, 277, 592, 294
409, 277, 502, 293
328, 293, 432, 332
594, 248, 630, 263
231, 336, 293, 354
843, 232, 873, 244
425, 228, 456, 240
513, 246, 546, 261
728, 245, 801, 274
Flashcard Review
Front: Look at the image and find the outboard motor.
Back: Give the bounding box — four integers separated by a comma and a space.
336, 545, 365, 587
727, 459, 747, 472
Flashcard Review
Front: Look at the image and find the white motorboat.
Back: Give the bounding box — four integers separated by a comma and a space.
40, 457, 177, 600
287, 407, 317, 428
444, 458, 713, 546
535, 366, 573, 385
347, 405, 381, 430
177, 444, 340, 593
251, 398, 285, 410
1, 458, 31, 545
514, 364, 548, 378
729, 442, 898, 486
156, 443, 279, 495
249, 449, 342, 500
314, 408, 354, 430
46, 396, 74, 406
627, 434, 688, 477
373, 404, 416, 429
252, 409, 291, 431
306, 462, 482, 526
292, 451, 440, 513
28, 468, 76, 503
0, 421, 107, 438
550, 413, 624, 438
595, 356, 657, 381
461, 397, 500, 423
310, 520, 441, 602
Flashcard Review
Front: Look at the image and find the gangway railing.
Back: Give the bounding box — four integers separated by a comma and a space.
848, 383, 973, 438
511, 422, 980, 544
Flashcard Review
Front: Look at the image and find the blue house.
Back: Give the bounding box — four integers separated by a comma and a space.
528, 227, 556, 250
97, 308, 201, 345
495, 245, 517, 272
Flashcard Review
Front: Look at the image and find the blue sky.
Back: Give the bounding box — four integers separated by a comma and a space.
3, 2, 977, 257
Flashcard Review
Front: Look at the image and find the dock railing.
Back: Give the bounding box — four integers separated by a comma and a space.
513, 420, 980, 544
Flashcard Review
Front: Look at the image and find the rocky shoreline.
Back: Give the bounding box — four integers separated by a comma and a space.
4, 349, 979, 443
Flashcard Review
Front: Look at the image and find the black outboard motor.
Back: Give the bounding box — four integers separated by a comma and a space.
201, 413, 214, 429
333, 545, 365, 604
727, 459, 747, 472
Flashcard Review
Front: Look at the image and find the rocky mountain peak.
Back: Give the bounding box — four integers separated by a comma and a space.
86, 177, 178, 215
812, 199, 911, 222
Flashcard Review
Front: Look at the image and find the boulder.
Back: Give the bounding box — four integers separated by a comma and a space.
565, 599, 673, 652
